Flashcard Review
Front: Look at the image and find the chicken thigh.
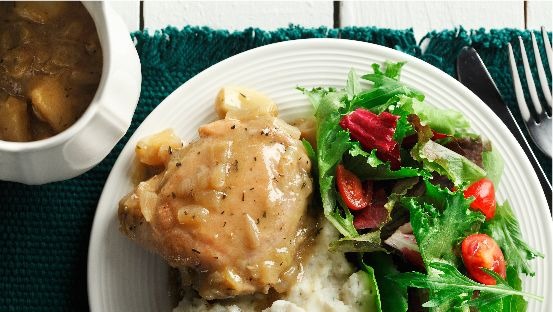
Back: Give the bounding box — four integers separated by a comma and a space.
119, 115, 315, 300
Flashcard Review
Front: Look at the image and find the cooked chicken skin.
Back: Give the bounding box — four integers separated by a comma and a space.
119, 116, 315, 299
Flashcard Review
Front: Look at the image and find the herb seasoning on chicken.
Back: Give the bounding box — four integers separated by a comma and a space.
118, 87, 317, 300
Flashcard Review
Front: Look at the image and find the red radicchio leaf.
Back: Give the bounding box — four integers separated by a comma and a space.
340, 108, 401, 169
384, 222, 425, 269
353, 188, 388, 230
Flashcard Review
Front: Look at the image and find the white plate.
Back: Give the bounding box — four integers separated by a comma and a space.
88, 39, 552, 312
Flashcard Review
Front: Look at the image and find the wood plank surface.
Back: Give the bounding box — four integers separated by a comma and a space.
527, 0, 553, 30
340, 1, 525, 40
109, 1, 549, 40
143, 1, 334, 31
109, 1, 141, 32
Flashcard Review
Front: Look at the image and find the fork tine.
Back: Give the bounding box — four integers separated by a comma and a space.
508, 43, 532, 123
531, 32, 552, 108
518, 36, 545, 120
542, 26, 553, 77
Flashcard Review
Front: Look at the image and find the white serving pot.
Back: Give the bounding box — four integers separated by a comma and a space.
0, 2, 141, 185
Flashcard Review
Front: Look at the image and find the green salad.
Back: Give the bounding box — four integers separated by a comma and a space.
301, 61, 543, 311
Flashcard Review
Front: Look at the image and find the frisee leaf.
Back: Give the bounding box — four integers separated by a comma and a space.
401, 180, 485, 267
483, 201, 543, 276
302, 87, 357, 237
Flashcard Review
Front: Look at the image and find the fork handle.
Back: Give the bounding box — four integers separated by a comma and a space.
504, 107, 552, 209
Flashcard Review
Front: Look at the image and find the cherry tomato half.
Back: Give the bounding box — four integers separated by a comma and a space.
464, 178, 496, 220
461, 233, 506, 285
336, 164, 368, 210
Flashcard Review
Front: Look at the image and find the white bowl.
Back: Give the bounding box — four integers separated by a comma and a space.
0, 2, 141, 185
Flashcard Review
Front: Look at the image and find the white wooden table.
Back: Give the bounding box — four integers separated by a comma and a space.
111, 0, 552, 41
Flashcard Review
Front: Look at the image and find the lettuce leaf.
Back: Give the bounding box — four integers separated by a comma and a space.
370, 95, 470, 136
303, 87, 357, 237
410, 99, 470, 136
482, 147, 504, 186
412, 140, 486, 187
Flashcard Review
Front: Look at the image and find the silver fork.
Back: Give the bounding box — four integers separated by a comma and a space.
507, 26, 552, 158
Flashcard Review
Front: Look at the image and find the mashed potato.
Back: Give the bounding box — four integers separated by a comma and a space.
174, 220, 370, 312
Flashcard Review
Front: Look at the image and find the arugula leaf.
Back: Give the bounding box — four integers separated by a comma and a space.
393, 262, 542, 310
363, 253, 408, 312
412, 140, 486, 187
479, 266, 527, 312
351, 80, 423, 111
329, 231, 385, 253
347, 267, 382, 312
346, 69, 361, 100
344, 143, 421, 180
402, 181, 485, 266
350, 62, 424, 110
483, 201, 543, 276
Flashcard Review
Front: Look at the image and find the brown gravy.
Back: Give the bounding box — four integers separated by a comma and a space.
0, 1, 102, 141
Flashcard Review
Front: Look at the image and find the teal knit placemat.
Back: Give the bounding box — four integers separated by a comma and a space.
0, 26, 550, 311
